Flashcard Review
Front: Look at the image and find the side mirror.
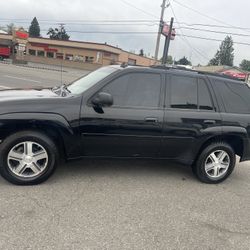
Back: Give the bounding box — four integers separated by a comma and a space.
91, 92, 113, 107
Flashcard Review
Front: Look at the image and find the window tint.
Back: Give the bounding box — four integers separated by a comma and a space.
170, 75, 198, 109
198, 79, 213, 110
102, 73, 161, 108
215, 80, 250, 113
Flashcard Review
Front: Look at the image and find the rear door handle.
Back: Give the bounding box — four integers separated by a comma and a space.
204, 120, 216, 125
145, 117, 158, 123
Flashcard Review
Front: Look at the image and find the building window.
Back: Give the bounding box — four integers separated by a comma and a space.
128, 59, 136, 65
74, 55, 85, 62
29, 49, 36, 56
37, 50, 45, 57
104, 52, 111, 57
47, 52, 54, 58
86, 56, 94, 63
65, 54, 73, 61
56, 53, 64, 59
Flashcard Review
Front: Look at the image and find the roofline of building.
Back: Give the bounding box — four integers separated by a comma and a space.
28, 37, 156, 61
195, 65, 250, 74
0, 33, 157, 62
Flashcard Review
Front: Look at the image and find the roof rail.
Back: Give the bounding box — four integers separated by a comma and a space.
150, 64, 242, 81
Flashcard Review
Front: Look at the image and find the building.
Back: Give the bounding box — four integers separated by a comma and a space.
0, 31, 157, 70
194, 65, 250, 82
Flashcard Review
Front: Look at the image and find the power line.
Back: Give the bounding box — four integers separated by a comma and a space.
40, 30, 158, 34
172, 0, 250, 32
177, 34, 250, 46
2, 17, 250, 31
169, 2, 210, 61
180, 26, 250, 38
0, 18, 159, 23
176, 22, 250, 31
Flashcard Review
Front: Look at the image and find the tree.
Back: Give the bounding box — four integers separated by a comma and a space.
47, 26, 70, 40
139, 49, 144, 56
29, 17, 40, 37
240, 60, 250, 71
6, 23, 15, 35
175, 56, 191, 65
166, 55, 173, 64
160, 55, 173, 64
209, 36, 234, 66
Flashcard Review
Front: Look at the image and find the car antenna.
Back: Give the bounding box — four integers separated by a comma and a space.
59, 23, 65, 85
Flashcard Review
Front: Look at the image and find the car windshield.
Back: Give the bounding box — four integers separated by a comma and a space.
67, 67, 118, 94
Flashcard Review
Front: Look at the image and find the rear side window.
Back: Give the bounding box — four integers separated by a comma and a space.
215, 80, 250, 113
170, 75, 198, 109
102, 72, 161, 108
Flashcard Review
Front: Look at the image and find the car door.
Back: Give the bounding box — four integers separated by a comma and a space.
161, 73, 222, 162
79, 71, 165, 157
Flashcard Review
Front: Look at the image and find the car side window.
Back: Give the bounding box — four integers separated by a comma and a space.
198, 79, 214, 111
102, 72, 161, 108
170, 75, 198, 109
215, 80, 250, 114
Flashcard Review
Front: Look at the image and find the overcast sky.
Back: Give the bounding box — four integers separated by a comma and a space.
1, 0, 250, 65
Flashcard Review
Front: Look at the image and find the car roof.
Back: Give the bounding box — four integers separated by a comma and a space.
112, 64, 244, 84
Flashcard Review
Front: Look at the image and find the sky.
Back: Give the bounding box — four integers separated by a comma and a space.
1, 0, 250, 66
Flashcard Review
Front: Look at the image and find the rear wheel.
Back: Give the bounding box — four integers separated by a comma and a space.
193, 142, 236, 184
0, 131, 58, 185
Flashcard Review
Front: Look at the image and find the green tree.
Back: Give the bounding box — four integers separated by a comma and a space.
166, 55, 173, 64
160, 55, 173, 64
47, 26, 70, 40
240, 59, 250, 71
209, 36, 234, 66
175, 56, 191, 65
29, 17, 40, 37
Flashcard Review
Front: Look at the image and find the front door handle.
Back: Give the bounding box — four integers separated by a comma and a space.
204, 120, 216, 125
145, 117, 158, 123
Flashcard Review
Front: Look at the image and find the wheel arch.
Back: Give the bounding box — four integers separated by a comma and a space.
194, 134, 244, 165
0, 113, 78, 161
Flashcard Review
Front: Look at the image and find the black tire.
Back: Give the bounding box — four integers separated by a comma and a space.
193, 142, 236, 184
0, 131, 58, 185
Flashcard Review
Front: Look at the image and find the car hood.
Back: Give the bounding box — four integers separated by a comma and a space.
0, 87, 80, 116
0, 88, 59, 101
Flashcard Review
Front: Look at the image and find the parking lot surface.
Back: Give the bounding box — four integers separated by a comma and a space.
0, 159, 250, 250
0, 62, 88, 89
0, 64, 250, 249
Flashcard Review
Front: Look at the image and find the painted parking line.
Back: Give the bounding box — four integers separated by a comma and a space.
3, 75, 41, 83
0, 85, 11, 89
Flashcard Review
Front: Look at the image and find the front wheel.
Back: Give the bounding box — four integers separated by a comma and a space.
193, 142, 236, 184
0, 131, 58, 185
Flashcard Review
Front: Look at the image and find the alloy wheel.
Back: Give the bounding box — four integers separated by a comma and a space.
7, 141, 48, 178
205, 150, 230, 180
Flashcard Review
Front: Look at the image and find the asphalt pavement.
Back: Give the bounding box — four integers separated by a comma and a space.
0, 63, 250, 249
0, 159, 250, 250
0, 62, 88, 89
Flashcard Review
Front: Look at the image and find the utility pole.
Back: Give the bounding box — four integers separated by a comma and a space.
154, 0, 168, 60
162, 17, 174, 64
58, 23, 65, 40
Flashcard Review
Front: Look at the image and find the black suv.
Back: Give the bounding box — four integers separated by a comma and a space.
0, 65, 249, 185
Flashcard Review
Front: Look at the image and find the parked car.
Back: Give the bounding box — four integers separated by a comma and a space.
0, 65, 250, 185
